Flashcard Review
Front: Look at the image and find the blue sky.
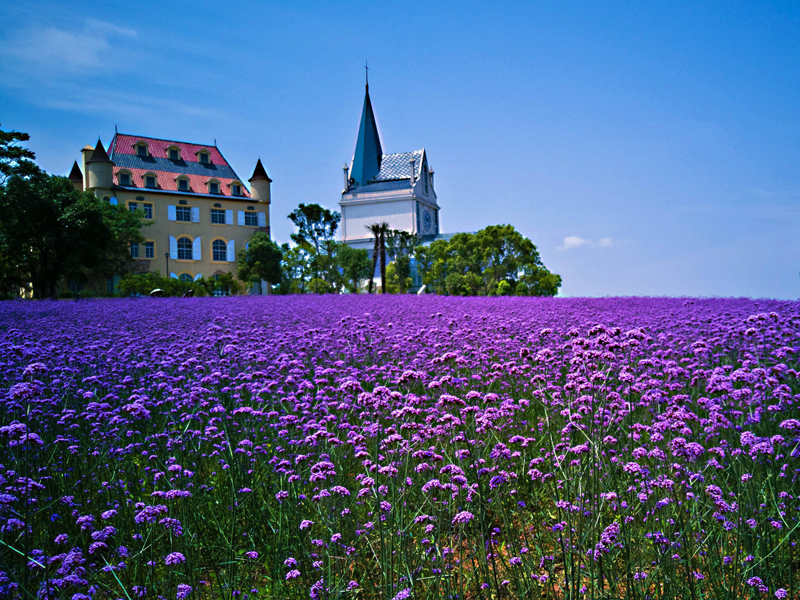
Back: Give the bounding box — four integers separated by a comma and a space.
1, 1, 799, 298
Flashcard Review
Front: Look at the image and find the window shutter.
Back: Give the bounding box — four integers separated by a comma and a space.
226, 239, 235, 262
237, 211, 245, 226
192, 237, 201, 261
258, 212, 267, 227
191, 207, 200, 223
169, 236, 178, 260
225, 209, 233, 225
168, 205, 176, 221
194, 273, 202, 281
170, 272, 178, 279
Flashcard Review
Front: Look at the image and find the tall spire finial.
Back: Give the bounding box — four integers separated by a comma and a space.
365, 60, 369, 91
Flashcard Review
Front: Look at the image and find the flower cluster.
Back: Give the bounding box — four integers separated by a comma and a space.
0, 296, 798, 598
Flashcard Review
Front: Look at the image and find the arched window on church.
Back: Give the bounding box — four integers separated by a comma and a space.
423, 169, 428, 194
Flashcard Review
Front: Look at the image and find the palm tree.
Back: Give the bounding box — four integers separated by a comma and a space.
379, 223, 388, 294
366, 223, 381, 294
366, 222, 389, 294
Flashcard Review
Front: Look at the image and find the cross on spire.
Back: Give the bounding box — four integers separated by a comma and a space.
365, 60, 369, 90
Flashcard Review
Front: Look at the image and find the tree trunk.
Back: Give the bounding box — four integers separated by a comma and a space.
380, 231, 387, 294
368, 236, 380, 294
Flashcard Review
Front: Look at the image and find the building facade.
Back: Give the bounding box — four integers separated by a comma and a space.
339, 83, 441, 250
70, 133, 271, 283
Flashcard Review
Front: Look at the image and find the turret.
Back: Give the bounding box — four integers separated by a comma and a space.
248, 159, 272, 204
85, 140, 114, 191
80, 145, 94, 190
68, 161, 84, 192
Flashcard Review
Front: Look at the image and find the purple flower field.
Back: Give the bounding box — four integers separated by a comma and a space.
1, 296, 799, 600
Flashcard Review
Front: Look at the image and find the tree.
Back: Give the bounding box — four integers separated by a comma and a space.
237, 231, 283, 292
280, 243, 312, 294
0, 124, 40, 184
386, 229, 420, 293
365, 222, 389, 294
336, 243, 372, 293
0, 172, 144, 298
413, 225, 561, 296
366, 223, 382, 294
288, 203, 341, 283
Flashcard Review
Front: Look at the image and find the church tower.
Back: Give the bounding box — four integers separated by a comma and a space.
339, 79, 441, 250
349, 81, 383, 188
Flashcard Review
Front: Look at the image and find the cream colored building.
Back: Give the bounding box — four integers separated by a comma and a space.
70, 133, 271, 288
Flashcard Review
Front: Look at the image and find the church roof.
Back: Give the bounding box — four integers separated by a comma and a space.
374, 150, 424, 181
349, 85, 383, 186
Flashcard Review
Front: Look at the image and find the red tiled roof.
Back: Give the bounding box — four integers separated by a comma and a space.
111, 134, 227, 164
108, 132, 252, 198
115, 168, 251, 198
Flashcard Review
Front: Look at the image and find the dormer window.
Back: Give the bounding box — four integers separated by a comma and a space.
198, 151, 210, 165
177, 177, 190, 192
231, 184, 241, 196
145, 174, 157, 188
167, 146, 181, 161
209, 181, 219, 194
136, 143, 148, 157
118, 172, 131, 186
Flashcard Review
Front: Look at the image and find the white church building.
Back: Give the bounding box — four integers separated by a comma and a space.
339, 80, 442, 250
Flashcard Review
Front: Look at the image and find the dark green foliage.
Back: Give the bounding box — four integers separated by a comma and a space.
0, 123, 40, 183
237, 231, 283, 290
336, 243, 372, 293
415, 224, 561, 296
386, 229, 420, 293
117, 271, 243, 297
0, 172, 144, 298
287, 203, 341, 287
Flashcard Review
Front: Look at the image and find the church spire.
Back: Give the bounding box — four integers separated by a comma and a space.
349, 76, 382, 187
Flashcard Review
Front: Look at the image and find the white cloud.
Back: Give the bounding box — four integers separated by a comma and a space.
557, 236, 591, 251
0, 19, 216, 121
0, 20, 136, 75
557, 236, 613, 251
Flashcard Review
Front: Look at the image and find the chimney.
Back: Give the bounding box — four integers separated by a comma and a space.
409, 157, 416, 188
343, 162, 349, 192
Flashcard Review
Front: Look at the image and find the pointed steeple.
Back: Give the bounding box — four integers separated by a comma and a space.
249, 158, 272, 182
68, 160, 84, 191
68, 161, 82, 182
349, 81, 383, 187
87, 139, 112, 164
